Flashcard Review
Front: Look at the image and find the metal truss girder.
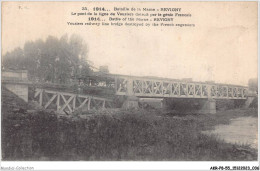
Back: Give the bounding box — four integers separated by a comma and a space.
113, 76, 248, 100
133, 80, 143, 94
115, 77, 127, 93
162, 82, 171, 95
188, 84, 195, 96
143, 81, 153, 94
172, 83, 180, 95
195, 84, 202, 96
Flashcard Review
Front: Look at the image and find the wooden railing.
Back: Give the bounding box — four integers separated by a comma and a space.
34, 88, 114, 114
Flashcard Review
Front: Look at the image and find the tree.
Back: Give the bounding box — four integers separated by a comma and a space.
3, 47, 25, 70
2, 34, 92, 84
248, 78, 258, 93
23, 40, 44, 80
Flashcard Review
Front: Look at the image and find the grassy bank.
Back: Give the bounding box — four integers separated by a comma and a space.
1, 88, 258, 161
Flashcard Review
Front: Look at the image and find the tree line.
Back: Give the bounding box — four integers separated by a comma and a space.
2, 34, 93, 84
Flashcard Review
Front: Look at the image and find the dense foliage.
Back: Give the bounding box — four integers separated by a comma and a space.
2, 34, 92, 84
248, 78, 258, 93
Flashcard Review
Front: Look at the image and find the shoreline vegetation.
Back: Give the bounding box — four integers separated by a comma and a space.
1, 87, 258, 161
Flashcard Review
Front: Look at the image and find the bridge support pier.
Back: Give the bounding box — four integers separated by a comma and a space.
2, 70, 29, 103
244, 91, 257, 108
244, 97, 256, 108
200, 99, 216, 114
122, 96, 139, 109
4, 84, 29, 102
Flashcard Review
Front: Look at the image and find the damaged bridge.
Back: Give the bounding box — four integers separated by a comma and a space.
2, 70, 251, 114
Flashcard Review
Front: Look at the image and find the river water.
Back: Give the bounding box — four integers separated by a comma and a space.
202, 117, 258, 149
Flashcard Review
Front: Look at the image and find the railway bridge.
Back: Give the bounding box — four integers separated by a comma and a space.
2, 70, 250, 114
113, 75, 247, 99
112, 74, 248, 114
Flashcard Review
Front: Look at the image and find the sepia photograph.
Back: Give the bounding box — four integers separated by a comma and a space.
1, 1, 259, 170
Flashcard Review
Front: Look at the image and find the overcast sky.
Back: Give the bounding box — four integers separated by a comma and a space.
2, 2, 258, 86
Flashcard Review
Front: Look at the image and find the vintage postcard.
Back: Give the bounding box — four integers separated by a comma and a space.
1, 1, 258, 170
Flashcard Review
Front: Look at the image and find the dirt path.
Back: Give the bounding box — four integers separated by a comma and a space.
203, 117, 258, 149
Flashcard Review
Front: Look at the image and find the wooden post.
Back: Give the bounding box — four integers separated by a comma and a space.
39, 90, 43, 106
73, 95, 76, 111
102, 100, 105, 108
88, 97, 91, 110
57, 94, 60, 112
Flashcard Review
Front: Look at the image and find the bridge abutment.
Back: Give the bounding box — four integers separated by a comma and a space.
2, 70, 29, 102
244, 91, 257, 108
5, 84, 29, 102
